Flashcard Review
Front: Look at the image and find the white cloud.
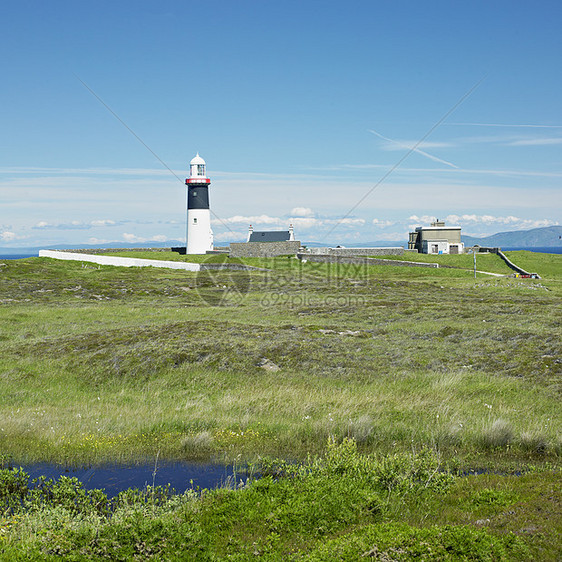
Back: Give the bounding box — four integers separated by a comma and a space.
506, 137, 562, 147
288, 217, 322, 229
1, 164, 560, 248
33, 221, 89, 230
33, 219, 124, 230
290, 207, 315, 217
120, 233, 169, 243
88, 237, 111, 244
522, 219, 560, 228
331, 218, 365, 226
1, 231, 17, 242
443, 214, 559, 229
295, 217, 365, 228
91, 219, 116, 227
213, 231, 247, 242
213, 214, 366, 231
372, 219, 395, 228
211, 214, 366, 238
123, 233, 146, 243
406, 214, 559, 234
409, 215, 437, 224
213, 214, 283, 226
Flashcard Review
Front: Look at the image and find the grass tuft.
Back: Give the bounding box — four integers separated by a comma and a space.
519, 430, 549, 455
345, 415, 374, 443
479, 418, 515, 449
181, 431, 214, 456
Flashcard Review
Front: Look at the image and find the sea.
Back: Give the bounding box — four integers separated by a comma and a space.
500, 247, 562, 254
502, 246, 562, 254
0, 253, 39, 260
0, 247, 561, 260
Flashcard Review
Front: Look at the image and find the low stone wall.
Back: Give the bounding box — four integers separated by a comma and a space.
474, 247, 536, 277
38, 250, 201, 271
303, 247, 404, 256
229, 241, 302, 258
496, 249, 534, 276
297, 254, 438, 268
201, 263, 266, 271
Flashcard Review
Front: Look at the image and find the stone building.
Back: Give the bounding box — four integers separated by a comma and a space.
229, 224, 301, 257
246, 224, 295, 242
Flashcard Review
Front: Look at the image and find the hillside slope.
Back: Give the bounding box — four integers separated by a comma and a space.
463, 225, 562, 248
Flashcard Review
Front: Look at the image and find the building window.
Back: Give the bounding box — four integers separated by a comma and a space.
193, 191, 197, 197
193, 218, 197, 224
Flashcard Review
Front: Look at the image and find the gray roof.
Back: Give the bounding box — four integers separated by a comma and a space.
249, 231, 290, 242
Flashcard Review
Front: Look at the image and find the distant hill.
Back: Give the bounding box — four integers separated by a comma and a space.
0, 240, 186, 255
462, 225, 562, 248
304, 240, 406, 248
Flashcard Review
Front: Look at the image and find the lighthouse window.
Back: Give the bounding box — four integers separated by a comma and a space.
192, 191, 197, 197
197, 164, 205, 175
193, 218, 198, 224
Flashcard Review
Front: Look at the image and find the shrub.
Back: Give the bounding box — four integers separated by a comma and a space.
262, 438, 454, 494
0, 467, 29, 514
303, 522, 530, 561
25, 476, 110, 517
468, 488, 519, 508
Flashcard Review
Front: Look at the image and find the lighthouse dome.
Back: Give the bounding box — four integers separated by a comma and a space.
190, 153, 206, 166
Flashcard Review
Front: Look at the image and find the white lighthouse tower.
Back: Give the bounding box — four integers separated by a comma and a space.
185, 153, 213, 254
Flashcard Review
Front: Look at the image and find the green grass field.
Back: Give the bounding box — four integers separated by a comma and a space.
371, 249, 562, 280
369, 250, 515, 274
0, 251, 560, 559
504, 250, 562, 278
103, 248, 514, 274
103, 247, 562, 280
1, 252, 560, 464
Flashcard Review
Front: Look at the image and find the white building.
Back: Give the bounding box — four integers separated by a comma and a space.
408, 220, 464, 254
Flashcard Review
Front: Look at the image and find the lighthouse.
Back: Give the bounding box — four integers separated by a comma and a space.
185, 153, 213, 254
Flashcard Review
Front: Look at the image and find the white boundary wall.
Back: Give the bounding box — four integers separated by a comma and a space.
39, 250, 201, 271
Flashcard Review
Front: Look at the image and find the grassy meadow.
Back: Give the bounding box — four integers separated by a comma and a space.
0, 251, 561, 559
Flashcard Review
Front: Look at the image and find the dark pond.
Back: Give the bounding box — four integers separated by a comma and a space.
20, 462, 248, 498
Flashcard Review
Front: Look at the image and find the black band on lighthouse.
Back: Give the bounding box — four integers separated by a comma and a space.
188, 185, 210, 209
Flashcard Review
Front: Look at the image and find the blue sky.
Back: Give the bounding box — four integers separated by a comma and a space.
1, 0, 561, 247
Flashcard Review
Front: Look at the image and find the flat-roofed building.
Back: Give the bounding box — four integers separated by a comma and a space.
408, 220, 464, 254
